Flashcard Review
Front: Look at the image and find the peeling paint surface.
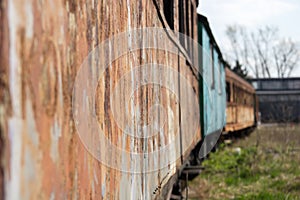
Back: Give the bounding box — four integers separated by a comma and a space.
0, 0, 200, 199
225, 68, 256, 132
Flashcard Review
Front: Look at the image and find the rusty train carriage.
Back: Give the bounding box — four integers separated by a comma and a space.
0, 0, 259, 199
0, 0, 201, 199
225, 68, 257, 132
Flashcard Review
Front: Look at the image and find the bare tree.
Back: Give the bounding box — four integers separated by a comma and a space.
273, 39, 300, 78
225, 25, 299, 78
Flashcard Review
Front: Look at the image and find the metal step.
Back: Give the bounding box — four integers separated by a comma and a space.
170, 194, 182, 200
181, 165, 205, 175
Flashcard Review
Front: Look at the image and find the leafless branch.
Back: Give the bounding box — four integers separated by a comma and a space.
225, 25, 299, 78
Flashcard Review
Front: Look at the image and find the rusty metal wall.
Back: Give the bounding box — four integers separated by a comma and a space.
225, 68, 256, 132
226, 106, 255, 131
0, 0, 200, 199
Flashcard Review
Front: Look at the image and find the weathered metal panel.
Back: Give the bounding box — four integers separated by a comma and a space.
225, 68, 255, 93
199, 23, 226, 137
0, 0, 200, 199
225, 68, 256, 132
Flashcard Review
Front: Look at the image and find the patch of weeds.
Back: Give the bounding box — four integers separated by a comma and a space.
224, 176, 238, 186
235, 191, 297, 200
290, 161, 300, 175
269, 169, 281, 178
202, 146, 257, 172
285, 177, 300, 193
189, 125, 300, 200
201, 145, 259, 186
269, 179, 286, 190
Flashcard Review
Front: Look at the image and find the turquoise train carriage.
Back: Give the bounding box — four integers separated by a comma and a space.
171, 14, 229, 197
197, 14, 227, 157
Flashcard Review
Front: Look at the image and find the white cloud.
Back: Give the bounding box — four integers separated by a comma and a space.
198, 0, 296, 27
197, 0, 298, 47
197, 0, 300, 77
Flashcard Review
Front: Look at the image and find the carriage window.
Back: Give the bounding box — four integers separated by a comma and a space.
190, 4, 194, 39
185, 0, 189, 37
163, 0, 174, 30
190, 4, 194, 60
210, 43, 215, 89
237, 87, 241, 104
185, 0, 190, 52
178, 0, 184, 46
218, 60, 222, 94
233, 85, 237, 103
226, 81, 231, 102
252, 81, 258, 89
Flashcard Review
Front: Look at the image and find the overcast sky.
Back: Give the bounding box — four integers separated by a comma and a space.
197, 0, 300, 77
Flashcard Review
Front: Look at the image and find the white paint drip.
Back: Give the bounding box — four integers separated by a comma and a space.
7, 118, 22, 200
26, 95, 39, 147
6, 1, 22, 200
50, 116, 62, 162
8, 0, 21, 117
25, 2, 33, 38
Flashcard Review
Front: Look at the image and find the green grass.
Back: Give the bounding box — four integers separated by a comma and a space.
189, 124, 300, 200
235, 191, 297, 200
